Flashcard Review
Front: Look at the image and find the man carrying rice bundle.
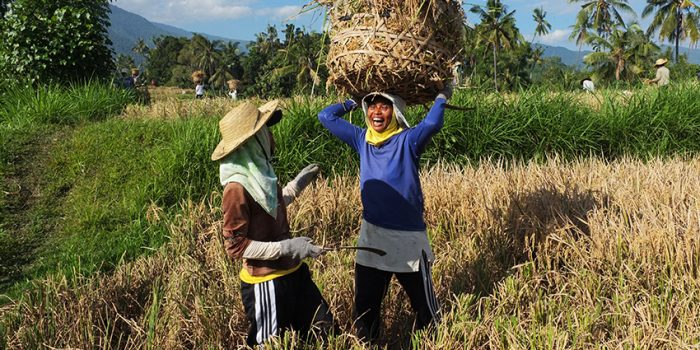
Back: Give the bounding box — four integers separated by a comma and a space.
318, 85, 452, 343
212, 101, 335, 346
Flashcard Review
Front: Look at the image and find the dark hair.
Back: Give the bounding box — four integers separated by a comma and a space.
366, 95, 392, 107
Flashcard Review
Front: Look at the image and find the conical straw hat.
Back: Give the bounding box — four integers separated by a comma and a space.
211, 100, 281, 161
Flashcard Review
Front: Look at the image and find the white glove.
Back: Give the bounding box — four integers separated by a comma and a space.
282, 164, 321, 205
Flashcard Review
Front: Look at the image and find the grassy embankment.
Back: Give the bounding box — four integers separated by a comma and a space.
1, 83, 699, 348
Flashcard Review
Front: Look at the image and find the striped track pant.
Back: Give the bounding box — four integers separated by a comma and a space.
240, 263, 335, 346
353, 251, 440, 342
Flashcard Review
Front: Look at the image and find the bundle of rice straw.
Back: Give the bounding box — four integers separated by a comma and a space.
191, 70, 206, 84
227, 79, 241, 91
317, 0, 465, 105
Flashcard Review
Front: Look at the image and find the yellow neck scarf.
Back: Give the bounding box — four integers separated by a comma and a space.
365, 113, 403, 146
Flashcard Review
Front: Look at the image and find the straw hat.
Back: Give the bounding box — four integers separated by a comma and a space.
655, 58, 668, 66
211, 100, 281, 161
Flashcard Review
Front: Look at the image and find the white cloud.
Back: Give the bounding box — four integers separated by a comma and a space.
255, 5, 303, 20
113, 0, 302, 23
539, 29, 571, 45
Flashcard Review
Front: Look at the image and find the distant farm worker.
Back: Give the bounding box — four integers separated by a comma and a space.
195, 80, 205, 99
212, 100, 335, 346
120, 68, 135, 89
227, 79, 240, 100
318, 85, 451, 343
130, 68, 141, 86
647, 58, 670, 86
581, 77, 595, 92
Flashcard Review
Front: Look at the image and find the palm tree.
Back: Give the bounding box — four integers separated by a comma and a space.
132, 38, 150, 58
584, 23, 659, 80
532, 7, 552, 43
643, 0, 700, 62
570, 10, 593, 63
569, 0, 637, 36
274, 26, 325, 95
190, 34, 223, 80
470, 0, 520, 91
626, 22, 662, 74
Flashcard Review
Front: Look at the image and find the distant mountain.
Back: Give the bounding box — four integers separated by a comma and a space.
537, 43, 700, 67
538, 44, 592, 67
107, 5, 250, 62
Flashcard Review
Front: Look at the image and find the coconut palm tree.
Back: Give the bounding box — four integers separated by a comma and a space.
132, 38, 150, 59
584, 23, 659, 80
470, 0, 521, 91
569, 0, 637, 36
642, 0, 700, 62
570, 10, 593, 64
532, 7, 552, 43
190, 34, 223, 80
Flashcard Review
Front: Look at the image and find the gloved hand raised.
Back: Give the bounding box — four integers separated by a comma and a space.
282, 164, 321, 205
343, 99, 358, 112
279, 237, 323, 260
437, 83, 453, 101
293, 164, 320, 190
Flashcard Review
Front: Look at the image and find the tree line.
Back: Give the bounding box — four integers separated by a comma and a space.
1, 0, 699, 95
122, 24, 328, 98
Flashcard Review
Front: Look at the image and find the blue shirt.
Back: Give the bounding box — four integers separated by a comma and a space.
318, 99, 446, 231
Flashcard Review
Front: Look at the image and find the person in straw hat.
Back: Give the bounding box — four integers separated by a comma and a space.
647, 58, 670, 86
317, 85, 452, 343
212, 100, 335, 346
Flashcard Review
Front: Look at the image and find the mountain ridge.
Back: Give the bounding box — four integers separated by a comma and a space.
108, 5, 250, 63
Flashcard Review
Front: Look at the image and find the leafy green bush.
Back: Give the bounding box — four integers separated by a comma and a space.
0, 0, 113, 85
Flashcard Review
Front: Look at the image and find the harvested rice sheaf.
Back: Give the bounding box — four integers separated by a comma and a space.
319, 0, 465, 105
191, 70, 205, 84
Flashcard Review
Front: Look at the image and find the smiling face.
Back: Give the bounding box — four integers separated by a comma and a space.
367, 97, 394, 133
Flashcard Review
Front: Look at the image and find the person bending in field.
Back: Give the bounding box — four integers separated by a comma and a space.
212, 100, 335, 346
318, 86, 451, 343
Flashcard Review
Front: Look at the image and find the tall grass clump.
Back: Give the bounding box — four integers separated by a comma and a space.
422, 83, 700, 162
0, 82, 133, 127
1, 157, 698, 349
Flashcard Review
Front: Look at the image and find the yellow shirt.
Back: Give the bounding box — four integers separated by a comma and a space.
239, 263, 302, 284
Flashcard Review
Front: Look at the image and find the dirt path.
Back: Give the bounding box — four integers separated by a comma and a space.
0, 127, 68, 292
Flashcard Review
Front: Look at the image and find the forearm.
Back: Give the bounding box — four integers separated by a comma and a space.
242, 240, 282, 260
424, 97, 447, 131
318, 101, 361, 147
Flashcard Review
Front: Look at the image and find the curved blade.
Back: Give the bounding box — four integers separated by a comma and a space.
323, 246, 387, 256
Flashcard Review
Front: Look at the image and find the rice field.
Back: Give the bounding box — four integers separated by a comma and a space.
1, 157, 699, 349
1, 83, 699, 349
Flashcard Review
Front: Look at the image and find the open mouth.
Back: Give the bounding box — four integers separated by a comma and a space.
371, 116, 385, 128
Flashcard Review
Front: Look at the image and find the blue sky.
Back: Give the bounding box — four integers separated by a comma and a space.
112, 0, 680, 50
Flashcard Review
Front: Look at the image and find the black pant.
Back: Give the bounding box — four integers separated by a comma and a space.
353, 252, 440, 342
240, 263, 335, 346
